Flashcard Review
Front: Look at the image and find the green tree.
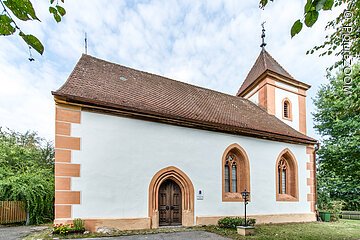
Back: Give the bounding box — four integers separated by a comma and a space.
0, 0, 66, 56
0, 127, 54, 224
313, 63, 360, 210
260, 0, 359, 69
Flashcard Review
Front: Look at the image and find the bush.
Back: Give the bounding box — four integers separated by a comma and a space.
319, 200, 344, 222
218, 217, 256, 229
330, 201, 344, 221
53, 219, 85, 235
0, 128, 54, 224
73, 218, 85, 232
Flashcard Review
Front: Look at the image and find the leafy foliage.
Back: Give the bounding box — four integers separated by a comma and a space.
3, 0, 39, 21
308, 0, 359, 70
260, 0, 359, 69
19, 31, 44, 54
291, 20, 303, 37
0, 0, 66, 56
260, 0, 335, 37
0, 127, 54, 224
313, 63, 360, 211
73, 218, 85, 232
218, 217, 256, 228
0, 14, 15, 35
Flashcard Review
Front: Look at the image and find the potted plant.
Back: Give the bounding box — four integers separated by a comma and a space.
319, 201, 343, 222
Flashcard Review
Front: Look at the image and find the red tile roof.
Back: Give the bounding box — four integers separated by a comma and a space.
53, 54, 316, 144
237, 49, 295, 96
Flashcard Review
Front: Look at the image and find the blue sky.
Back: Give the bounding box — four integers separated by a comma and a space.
0, 0, 341, 141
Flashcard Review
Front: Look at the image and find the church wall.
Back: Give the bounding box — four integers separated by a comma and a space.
247, 91, 259, 105
68, 110, 312, 223
274, 86, 300, 131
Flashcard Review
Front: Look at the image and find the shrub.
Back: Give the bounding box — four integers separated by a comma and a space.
53, 219, 85, 235
329, 201, 344, 221
218, 217, 256, 229
73, 218, 85, 231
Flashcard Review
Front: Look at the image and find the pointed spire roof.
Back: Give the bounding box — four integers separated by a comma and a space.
237, 49, 295, 96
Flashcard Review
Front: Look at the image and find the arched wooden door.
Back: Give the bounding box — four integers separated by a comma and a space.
158, 180, 182, 226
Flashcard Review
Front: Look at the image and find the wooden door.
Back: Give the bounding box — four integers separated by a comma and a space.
159, 180, 182, 226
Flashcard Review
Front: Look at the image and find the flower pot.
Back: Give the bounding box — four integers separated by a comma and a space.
319, 211, 331, 222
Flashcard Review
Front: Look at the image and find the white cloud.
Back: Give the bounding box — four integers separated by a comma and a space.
0, 0, 340, 140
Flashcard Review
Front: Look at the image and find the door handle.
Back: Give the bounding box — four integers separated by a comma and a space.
166, 206, 170, 210
170, 206, 175, 210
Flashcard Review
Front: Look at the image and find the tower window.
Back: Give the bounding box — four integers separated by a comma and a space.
282, 99, 292, 120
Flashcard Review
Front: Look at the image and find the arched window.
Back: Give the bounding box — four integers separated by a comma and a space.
222, 144, 250, 202
282, 99, 292, 120
276, 149, 298, 201
278, 158, 287, 194
224, 153, 237, 193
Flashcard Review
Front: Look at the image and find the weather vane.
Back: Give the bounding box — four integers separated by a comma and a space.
260, 21, 267, 49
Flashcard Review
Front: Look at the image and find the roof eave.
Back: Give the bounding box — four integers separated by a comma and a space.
53, 93, 317, 145
237, 69, 311, 97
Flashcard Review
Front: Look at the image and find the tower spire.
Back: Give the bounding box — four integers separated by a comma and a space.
260, 21, 267, 49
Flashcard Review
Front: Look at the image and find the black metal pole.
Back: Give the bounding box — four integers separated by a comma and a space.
244, 196, 247, 227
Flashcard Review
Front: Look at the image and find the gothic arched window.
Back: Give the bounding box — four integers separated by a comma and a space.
224, 153, 237, 193
276, 149, 299, 201
222, 144, 250, 202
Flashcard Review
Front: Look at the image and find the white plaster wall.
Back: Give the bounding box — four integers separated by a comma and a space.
247, 92, 259, 105
276, 81, 298, 92
244, 86, 258, 99
71, 111, 310, 220
275, 86, 300, 131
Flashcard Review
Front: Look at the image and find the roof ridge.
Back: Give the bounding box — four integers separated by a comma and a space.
262, 49, 267, 69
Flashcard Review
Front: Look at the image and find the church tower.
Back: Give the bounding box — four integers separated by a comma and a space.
237, 25, 310, 135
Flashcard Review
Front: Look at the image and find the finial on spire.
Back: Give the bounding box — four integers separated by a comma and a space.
260, 21, 267, 49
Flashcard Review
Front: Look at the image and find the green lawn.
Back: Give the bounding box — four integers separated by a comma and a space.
203, 220, 360, 240
24, 220, 360, 240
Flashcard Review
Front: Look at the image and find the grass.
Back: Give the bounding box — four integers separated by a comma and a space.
24, 220, 360, 240
203, 220, 360, 240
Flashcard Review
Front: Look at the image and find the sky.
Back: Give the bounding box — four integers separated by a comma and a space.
0, 0, 342, 142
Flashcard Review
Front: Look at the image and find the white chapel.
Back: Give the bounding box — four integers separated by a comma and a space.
52, 45, 317, 231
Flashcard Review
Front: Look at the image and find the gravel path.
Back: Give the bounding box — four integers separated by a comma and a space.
0, 225, 48, 240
